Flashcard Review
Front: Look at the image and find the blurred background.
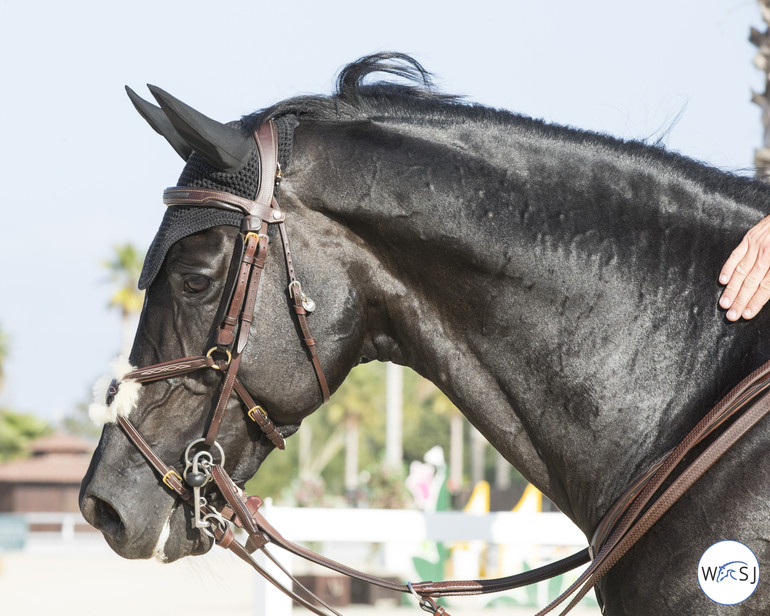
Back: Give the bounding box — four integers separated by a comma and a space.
1, 1, 769, 614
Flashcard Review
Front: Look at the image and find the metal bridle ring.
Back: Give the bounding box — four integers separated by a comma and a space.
407, 583, 440, 615
183, 438, 226, 469
206, 346, 232, 369
200, 511, 230, 538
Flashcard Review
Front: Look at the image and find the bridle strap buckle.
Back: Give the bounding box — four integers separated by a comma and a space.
162, 469, 183, 491
247, 405, 267, 422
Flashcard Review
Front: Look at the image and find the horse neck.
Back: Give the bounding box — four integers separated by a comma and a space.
286, 117, 769, 533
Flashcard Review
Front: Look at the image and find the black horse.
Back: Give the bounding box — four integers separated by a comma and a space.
80, 54, 770, 615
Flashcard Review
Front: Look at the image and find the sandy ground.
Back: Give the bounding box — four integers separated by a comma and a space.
0, 536, 601, 616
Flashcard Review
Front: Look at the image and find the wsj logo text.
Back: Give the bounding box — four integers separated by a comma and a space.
700, 560, 758, 585
698, 541, 759, 605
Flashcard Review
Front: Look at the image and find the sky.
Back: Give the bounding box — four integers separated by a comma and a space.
0, 0, 765, 423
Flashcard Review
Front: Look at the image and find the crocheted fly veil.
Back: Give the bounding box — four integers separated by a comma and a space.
138, 115, 298, 290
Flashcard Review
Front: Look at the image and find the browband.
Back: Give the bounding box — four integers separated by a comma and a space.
162, 122, 286, 224
162, 186, 286, 223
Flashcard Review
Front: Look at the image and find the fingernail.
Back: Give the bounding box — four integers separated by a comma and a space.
727, 309, 738, 320
719, 274, 728, 284
744, 309, 753, 319
720, 297, 731, 308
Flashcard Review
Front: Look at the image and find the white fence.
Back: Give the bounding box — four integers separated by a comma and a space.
20, 511, 91, 540
261, 506, 586, 544
8, 508, 591, 614
255, 505, 588, 615
7, 507, 587, 545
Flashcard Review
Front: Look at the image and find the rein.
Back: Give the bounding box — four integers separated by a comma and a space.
108, 120, 770, 616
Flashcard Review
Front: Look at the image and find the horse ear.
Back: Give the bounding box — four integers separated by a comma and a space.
125, 86, 194, 161
147, 85, 253, 173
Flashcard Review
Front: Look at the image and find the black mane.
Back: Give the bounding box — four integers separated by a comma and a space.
243, 52, 459, 128
244, 52, 770, 210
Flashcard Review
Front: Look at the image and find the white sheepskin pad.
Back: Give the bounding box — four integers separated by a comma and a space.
88, 356, 141, 426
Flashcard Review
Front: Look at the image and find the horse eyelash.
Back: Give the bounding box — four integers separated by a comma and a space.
183, 276, 211, 294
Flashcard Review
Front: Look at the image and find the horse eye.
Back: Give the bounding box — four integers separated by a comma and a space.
183, 275, 211, 294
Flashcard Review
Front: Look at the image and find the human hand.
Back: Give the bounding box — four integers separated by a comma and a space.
719, 214, 770, 321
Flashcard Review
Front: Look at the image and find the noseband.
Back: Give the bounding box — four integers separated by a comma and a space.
103, 120, 770, 616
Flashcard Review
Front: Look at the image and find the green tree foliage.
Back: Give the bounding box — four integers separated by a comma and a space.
246, 362, 505, 507
0, 410, 51, 462
104, 243, 145, 355
300, 361, 386, 483
0, 323, 52, 461
104, 243, 145, 316
0, 325, 8, 391
402, 372, 454, 464
61, 400, 101, 441
58, 244, 147, 441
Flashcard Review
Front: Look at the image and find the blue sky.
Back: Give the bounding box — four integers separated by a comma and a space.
0, 0, 763, 422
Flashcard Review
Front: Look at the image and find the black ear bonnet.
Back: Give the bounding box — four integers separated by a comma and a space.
136, 112, 298, 290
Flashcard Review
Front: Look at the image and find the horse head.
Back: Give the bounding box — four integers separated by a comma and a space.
79, 85, 372, 562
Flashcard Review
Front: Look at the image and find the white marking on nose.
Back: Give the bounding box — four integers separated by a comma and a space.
152, 516, 172, 563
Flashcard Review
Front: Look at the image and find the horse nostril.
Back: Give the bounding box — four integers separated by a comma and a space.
81, 495, 126, 542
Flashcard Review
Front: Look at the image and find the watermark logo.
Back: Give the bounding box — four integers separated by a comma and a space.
698, 541, 759, 605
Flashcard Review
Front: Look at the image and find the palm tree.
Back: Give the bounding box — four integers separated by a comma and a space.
304, 363, 385, 501
0, 325, 51, 461
0, 324, 8, 392
104, 243, 145, 354
751, 2, 770, 179
385, 362, 403, 468
410, 376, 467, 491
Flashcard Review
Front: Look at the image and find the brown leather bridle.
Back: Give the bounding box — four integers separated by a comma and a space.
106, 120, 770, 616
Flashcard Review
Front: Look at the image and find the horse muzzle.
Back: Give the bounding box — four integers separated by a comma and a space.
79, 422, 213, 561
